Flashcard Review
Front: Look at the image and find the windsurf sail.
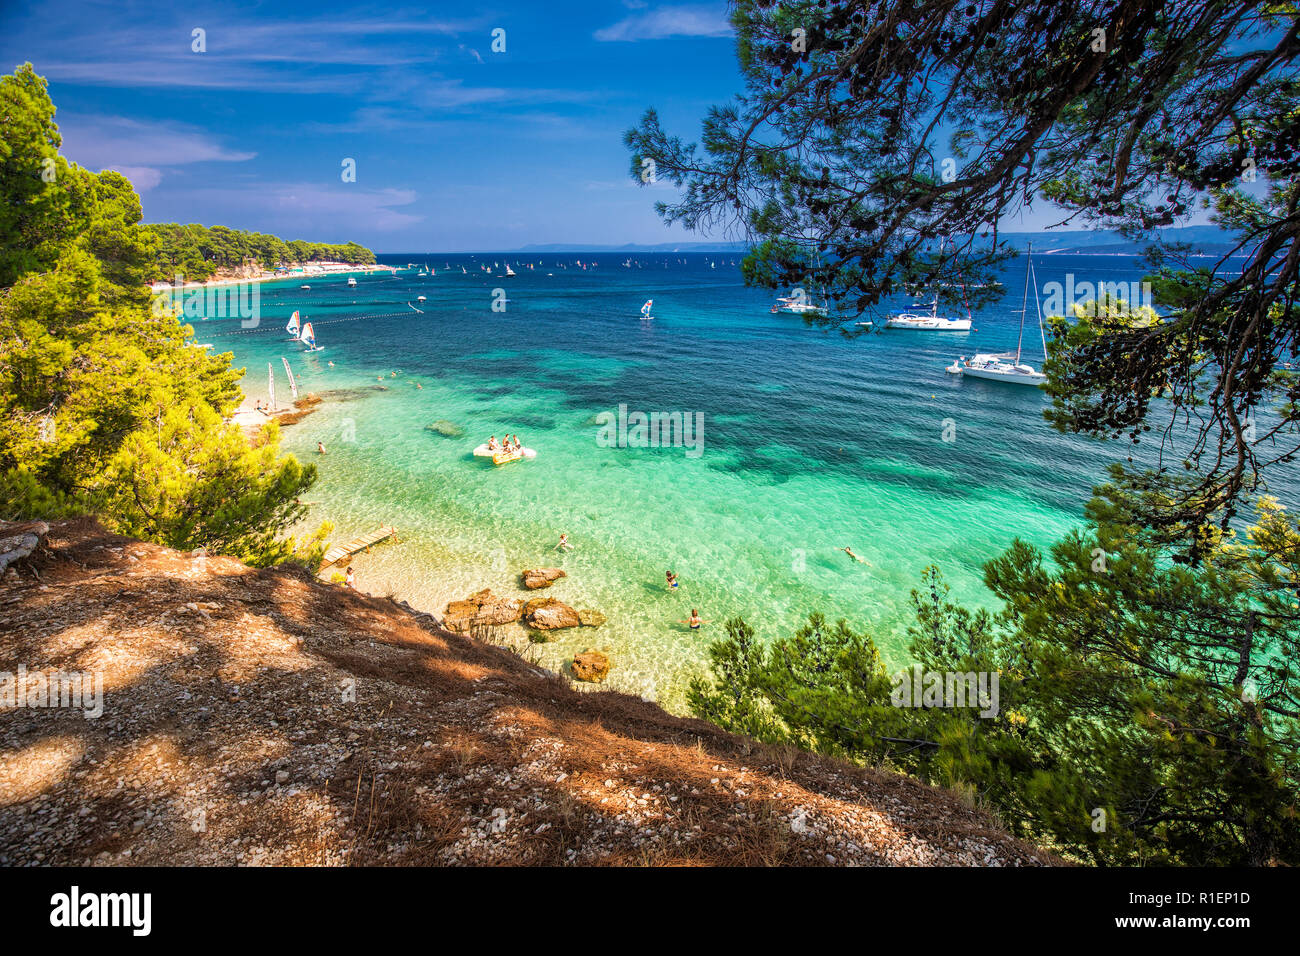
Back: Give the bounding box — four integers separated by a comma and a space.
299, 322, 317, 349
640, 299, 653, 318
281, 357, 298, 400
286, 310, 300, 335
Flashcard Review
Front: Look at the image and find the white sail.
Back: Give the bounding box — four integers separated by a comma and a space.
640, 299, 653, 318
299, 322, 317, 349
281, 357, 298, 400
286, 310, 300, 335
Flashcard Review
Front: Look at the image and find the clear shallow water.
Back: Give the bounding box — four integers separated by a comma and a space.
196, 253, 1297, 710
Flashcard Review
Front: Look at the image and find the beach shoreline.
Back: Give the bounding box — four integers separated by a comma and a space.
151, 262, 399, 294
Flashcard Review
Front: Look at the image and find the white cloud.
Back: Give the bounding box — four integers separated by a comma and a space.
58, 114, 256, 167
8, 13, 493, 93
104, 166, 163, 191
56, 114, 255, 191
594, 4, 732, 42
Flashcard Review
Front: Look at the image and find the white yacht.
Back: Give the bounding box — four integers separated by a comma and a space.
347, 276, 357, 287
947, 244, 1047, 386
771, 295, 828, 317
885, 297, 971, 331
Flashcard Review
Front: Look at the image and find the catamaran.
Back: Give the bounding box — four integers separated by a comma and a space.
885, 297, 971, 331
285, 310, 301, 338
947, 244, 1047, 385
299, 322, 323, 352
640, 299, 654, 320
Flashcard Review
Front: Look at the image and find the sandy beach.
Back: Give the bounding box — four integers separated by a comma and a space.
152, 262, 399, 294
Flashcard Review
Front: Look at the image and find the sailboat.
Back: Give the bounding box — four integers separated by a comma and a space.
505, 264, 516, 277
281, 357, 299, 401
299, 321, 323, 352
285, 310, 301, 338
885, 296, 971, 330
640, 299, 654, 320
947, 244, 1047, 385
771, 293, 828, 317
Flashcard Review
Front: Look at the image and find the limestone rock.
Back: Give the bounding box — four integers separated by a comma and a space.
0, 520, 48, 573
524, 598, 581, 631
444, 588, 522, 633
572, 651, 611, 683
522, 567, 566, 590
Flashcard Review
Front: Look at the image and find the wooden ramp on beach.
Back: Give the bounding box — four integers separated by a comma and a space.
322, 525, 396, 567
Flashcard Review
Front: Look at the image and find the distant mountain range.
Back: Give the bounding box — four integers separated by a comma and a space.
515, 226, 1241, 256
990, 226, 1241, 256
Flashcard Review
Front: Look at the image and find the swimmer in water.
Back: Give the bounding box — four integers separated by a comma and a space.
557, 533, 573, 551
840, 546, 869, 564
317, 442, 326, 455
681, 609, 709, 630
666, 570, 679, 589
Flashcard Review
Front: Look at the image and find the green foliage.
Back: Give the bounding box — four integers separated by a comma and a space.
0, 64, 327, 567
691, 500, 1300, 865
686, 617, 783, 742
143, 222, 375, 281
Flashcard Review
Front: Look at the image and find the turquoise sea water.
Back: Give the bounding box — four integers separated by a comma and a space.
197, 253, 1298, 710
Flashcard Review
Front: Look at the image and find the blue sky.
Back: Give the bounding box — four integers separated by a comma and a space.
3, 0, 750, 250
2, 0, 1219, 252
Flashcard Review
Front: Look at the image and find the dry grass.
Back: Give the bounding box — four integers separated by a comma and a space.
0, 519, 1059, 867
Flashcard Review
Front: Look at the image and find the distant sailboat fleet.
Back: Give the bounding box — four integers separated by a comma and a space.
271, 256, 1054, 390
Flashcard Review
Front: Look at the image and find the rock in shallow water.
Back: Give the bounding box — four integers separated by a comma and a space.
425, 420, 464, 438
572, 651, 611, 682
521, 567, 566, 589
524, 598, 581, 631
444, 588, 522, 632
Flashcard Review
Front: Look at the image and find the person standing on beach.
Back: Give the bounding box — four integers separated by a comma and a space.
345, 566, 355, 589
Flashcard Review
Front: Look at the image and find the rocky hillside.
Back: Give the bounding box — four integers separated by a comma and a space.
0, 520, 1056, 866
